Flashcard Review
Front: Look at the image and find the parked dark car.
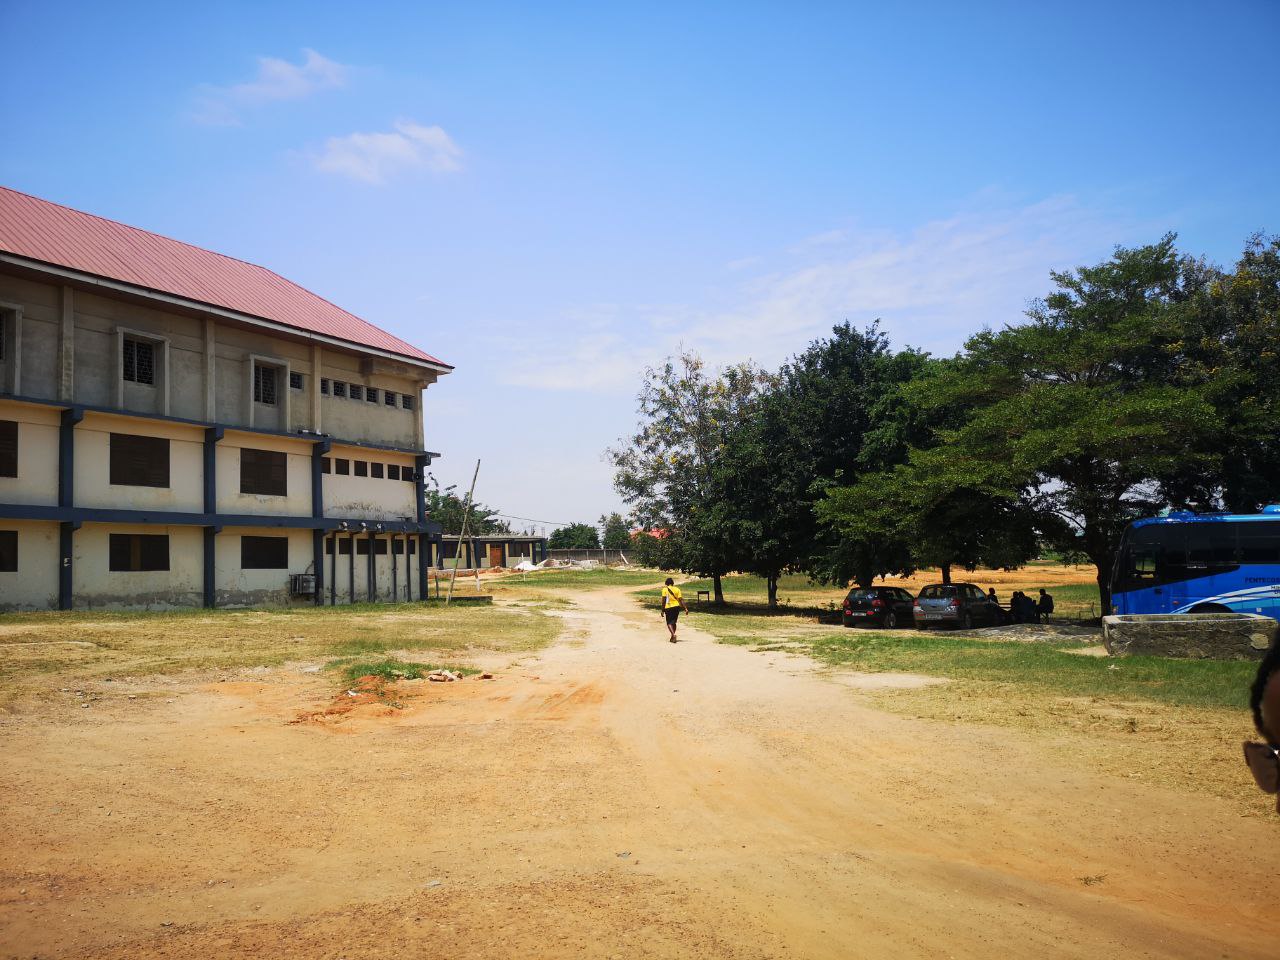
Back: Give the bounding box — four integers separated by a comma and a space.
842, 586, 916, 628
912, 583, 1002, 629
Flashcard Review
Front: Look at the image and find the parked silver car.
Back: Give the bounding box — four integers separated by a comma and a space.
912, 583, 1001, 629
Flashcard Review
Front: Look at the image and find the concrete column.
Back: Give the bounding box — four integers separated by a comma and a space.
203, 319, 216, 421
312, 529, 325, 606
367, 533, 376, 602
58, 286, 74, 402
418, 534, 429, 599
329, 536, 337, 606
311, 344, 323, 433
203, 527, 217, 608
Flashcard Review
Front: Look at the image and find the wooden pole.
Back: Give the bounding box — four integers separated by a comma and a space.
446, 459, 480, 605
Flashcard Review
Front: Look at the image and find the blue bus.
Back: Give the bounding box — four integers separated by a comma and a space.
1110, 505, 1280, 619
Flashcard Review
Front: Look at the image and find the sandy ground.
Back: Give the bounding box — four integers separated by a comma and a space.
1, 586, 1277, 959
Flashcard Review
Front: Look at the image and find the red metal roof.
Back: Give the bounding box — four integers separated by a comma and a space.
0, 186, 449, 369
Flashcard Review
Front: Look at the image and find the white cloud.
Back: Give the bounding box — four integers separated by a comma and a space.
312, 120, 463, 184
478, 193, 1149, 393
191, 49, 349, 125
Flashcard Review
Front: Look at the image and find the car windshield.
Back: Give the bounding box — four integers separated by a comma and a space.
919, 585, 957, 598
846, 589, 880, 600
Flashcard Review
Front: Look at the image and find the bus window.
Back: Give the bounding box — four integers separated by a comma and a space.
1116, 524, 1189, 591
1186, 522, 1238, 569
1239, 521, 1280, 564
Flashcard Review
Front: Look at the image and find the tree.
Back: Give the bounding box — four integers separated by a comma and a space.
905, 235, 1221, 610
599, 513, 631, 551
628, 529, 683, 569
423, 475, 510, 535
548, 523, 600, 549
607, 351, 770, 604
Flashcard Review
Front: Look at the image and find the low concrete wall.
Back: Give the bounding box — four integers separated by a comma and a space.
1102, 613, 1277, 660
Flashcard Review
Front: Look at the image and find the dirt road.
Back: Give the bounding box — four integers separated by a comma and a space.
2, 586, 1277, 959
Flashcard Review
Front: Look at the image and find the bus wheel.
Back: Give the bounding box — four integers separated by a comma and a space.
1188, 603, 1231, 614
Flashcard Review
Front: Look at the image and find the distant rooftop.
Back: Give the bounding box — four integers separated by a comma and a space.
0, 185, 449, 370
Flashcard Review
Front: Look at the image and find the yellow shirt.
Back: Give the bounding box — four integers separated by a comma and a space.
661, 585, 683, 609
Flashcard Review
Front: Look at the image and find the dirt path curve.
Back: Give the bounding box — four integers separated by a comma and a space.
2, 584, 1277, 959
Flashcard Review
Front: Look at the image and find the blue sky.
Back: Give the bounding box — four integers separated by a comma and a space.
3, 1, 1278, 532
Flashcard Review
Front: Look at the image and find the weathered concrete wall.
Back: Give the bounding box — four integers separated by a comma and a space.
321, 533, 419, 604
323, 444, 417, 520
74, 413, 204, 512
215, 434, 313, 517
73, 523, 204, 610
1102, 613, 1277, 660
0, 400, 59, 505
214, 527, 311, 607
0, 520, 59, 611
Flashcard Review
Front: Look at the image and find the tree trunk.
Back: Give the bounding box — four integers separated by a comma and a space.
712, 573, 725, 606
940, 562, 952, 585
1095, 570, 1112, 617
767, 575, 778, 609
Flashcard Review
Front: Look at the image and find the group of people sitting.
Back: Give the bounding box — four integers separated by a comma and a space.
987, 587, 1054, 624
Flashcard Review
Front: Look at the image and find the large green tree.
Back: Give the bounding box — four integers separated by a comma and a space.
608, 351, 769, 604
905, 235, 1221, 610
423, 475, 510, 535
548, 523, 601, 549
598, 512, 632, 551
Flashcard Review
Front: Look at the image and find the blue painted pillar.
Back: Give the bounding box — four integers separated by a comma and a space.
311, 440, 330, 605
58, 407, 83, 610
203, 427, 223, 609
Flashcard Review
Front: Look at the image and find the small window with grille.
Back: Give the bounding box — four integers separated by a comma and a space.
289, 371, 303, 390
365, 387, 379, 404
371, 462, 384, 479
349, 384, 363, 402
384, 391, 397, 406
387, 464, 400, 480
320, 378, 330, 395
401, 394, 415, 411
123, 338, 156, 385
253, 364, 278, 406
333, 381, 347, 398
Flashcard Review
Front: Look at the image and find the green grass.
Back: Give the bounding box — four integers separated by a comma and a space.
491, 568, 666, 589
328, 657, 481, 684
803, 631, 1253, 711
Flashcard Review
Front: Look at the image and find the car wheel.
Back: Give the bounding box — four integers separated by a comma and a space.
842, 614, 852, 628
961, 611, 973, 630
884, 611, 898, 629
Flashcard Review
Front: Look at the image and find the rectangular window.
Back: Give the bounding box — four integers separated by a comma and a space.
403, 467, 415, 483
0, 530, 15, 572
408, 539, 416, 555
253, 364, 278, 406
349, 384, 363, 402
289, 371, 303, 390
384, 391, 397, 406
354, 460, 368, 477
320, 378, 330, 395
0, 420, 15, 478
325, 537, 335, 555
374, 539, 388, 555
338, 538, 352, 555
241, 536, 289, 569
356, 539, 370, 555
109, 533, 169, 572
386, 464, 400, 481
392, 539, 405, 555
122, 338, 155, 385
240, 448, 287, 496
109, 433, 170, 488
401, 394, 414, 411
370, 462, 384, 479
333, 380, 346, 398
335, 458, 350, 476
320, 457, 331, 474
366, 388, 379, 404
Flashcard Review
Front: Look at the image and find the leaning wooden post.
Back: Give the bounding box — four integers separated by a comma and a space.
446, 459, 481, 605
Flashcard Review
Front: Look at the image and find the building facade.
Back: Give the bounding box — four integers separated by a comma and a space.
0, 187, 451, 611
439, 534, 549, 570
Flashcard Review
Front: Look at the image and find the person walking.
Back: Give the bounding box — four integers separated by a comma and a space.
660, 577, 689, 643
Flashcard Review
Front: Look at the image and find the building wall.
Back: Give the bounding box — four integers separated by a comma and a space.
215, 433, 314, 517
321, 533, 421, 604
215, 527, 313, 607
0, 401, 59, 505
73, 412, 205, 512
0, 520, 59, 611
0, 267, 431, 450
73, 523, 204, 610
323, 444, 418, 520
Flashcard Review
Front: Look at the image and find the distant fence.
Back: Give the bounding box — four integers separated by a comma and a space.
547, 549, 629, 564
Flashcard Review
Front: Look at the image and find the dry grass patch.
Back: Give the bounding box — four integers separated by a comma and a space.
0, 602, 559, 708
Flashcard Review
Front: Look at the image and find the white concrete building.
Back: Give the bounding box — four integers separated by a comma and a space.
0, 186, 452, 610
